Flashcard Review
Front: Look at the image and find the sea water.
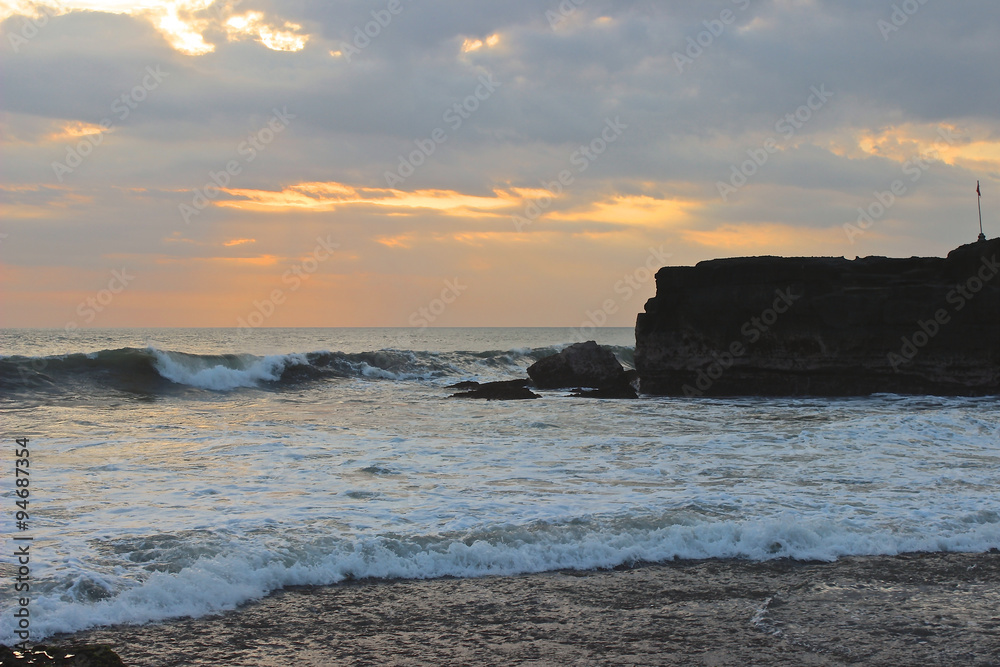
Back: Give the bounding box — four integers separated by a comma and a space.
1, 327, 998, 643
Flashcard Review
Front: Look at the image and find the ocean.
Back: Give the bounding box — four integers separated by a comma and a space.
2, 327, 999, 647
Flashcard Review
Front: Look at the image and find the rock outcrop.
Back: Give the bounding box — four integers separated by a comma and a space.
446, 343, 637, 400
0, 644, 127, 666
528, 341, 637, 398
635, 238, 1000, 396
449, 379, 540, 400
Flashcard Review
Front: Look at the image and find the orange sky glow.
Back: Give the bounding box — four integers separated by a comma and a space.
2, 2, 998, 328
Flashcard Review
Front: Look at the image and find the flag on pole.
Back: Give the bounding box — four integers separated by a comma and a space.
978, 180, 986, 241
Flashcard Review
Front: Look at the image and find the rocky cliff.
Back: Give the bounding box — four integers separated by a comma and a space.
635, 238, 1000, 396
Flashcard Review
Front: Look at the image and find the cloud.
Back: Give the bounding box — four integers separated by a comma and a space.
2, 1, 1000, 327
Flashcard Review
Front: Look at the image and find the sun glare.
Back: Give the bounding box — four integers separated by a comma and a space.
549, 195, 700, 227
152, 4, 214, 55
852, 123, 1000, 171
46, 121, 107, 141
0, 1, 310, 54
461, 33, 500, 53
226, 11, 308, 52
211, 182, 519, 217
461, 38, 484, 53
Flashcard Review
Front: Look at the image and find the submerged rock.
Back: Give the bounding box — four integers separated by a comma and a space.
449, 379, 540, 400
635, 238, 1000, 396
527, 341, 635, 397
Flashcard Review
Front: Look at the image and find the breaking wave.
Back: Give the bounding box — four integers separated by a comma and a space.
5, 513, 999, 644
0, 345, 635, 394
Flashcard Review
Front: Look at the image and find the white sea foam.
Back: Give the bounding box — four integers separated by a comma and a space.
3, 329, 997, 645
151, 349, 307, 390
4, 516, 999, 644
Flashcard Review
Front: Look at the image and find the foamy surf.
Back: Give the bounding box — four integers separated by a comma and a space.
3, 328, 997, 646
150, 350, 309, 391
5, 515, 1000, 644
0, 343, 611, 394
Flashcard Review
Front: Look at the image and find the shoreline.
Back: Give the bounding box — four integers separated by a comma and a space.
55, 550, 1000, 666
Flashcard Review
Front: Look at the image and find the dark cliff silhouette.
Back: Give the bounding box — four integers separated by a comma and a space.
636, 238, 1000, 396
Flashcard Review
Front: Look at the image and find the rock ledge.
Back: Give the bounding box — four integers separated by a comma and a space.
635, 238, 1000, 396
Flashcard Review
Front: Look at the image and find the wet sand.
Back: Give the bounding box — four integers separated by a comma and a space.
61, 551, 1000, 666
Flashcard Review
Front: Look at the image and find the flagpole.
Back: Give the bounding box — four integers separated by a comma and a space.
978, 181, 986, 242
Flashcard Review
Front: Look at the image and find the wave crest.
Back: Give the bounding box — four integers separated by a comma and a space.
0, 344, 634, 394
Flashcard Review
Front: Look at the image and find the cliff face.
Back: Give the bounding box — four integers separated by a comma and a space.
635, 238, 1000, 396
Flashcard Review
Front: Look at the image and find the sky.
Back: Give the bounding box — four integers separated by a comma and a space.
2, 0, 999, 329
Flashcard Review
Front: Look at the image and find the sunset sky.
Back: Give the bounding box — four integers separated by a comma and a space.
2, 0, 999, 328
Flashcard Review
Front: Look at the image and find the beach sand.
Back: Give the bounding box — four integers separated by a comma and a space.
59, 551, 1000, 666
